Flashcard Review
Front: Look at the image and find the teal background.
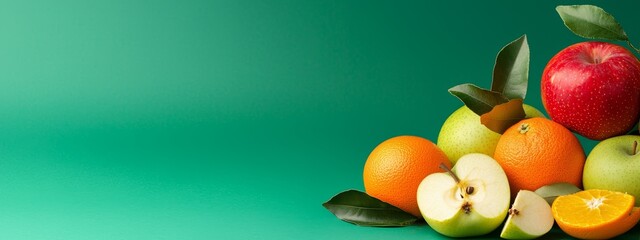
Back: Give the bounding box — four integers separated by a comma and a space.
1, 0, 639, 239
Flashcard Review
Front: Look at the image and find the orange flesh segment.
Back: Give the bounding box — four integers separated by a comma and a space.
553, 189, 640, 239
553, 189, 634, 227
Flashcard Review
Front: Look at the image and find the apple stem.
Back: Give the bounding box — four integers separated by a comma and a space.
627, 40, 640, 54
633, 141, 638, 155
439, 163, 460, 183
439, 163, 473, 200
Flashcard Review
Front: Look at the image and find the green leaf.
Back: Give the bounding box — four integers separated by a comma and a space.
491, 35, 529, 100
534, 183, 582, 205
480, 99, 526, 134
556, 5, 628, 41
449, 84, 509, 116
322, 190, 418, 227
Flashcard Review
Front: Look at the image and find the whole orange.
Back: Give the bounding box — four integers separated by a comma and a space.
494, 117, 585, 196
363, 135, 451, 217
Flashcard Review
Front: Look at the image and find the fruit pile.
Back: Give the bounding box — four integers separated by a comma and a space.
323, 5, 640, 239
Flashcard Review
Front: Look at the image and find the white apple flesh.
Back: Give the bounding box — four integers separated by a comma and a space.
417, 153, 510, 237
500, 190, 554, 239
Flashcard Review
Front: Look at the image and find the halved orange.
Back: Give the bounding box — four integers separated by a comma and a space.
552, 189, 640, 239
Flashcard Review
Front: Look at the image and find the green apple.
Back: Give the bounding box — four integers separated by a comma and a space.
417, 153, 510, 237
583, 135, 640, 206
437, 104, 544, 164
500, 190, 554, 239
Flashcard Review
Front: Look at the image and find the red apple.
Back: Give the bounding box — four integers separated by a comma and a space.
541, 42, 640, 140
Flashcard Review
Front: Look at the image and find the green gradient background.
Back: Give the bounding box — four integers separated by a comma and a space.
1, 1, 639, 239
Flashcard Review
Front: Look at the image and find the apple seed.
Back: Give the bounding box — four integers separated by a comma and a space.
466, 186, 475, 195
508, 208, 520, 216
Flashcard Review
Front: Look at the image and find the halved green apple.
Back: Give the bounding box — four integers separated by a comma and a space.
500, 190, 554, 239
417, 153, 510, 237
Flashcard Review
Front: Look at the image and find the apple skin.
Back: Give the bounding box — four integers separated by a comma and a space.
583, 135, 640, 206
437, 104, 544, 164
501, 222, 536, 240
425, 206, 504, 238
541, 41, 640, 140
